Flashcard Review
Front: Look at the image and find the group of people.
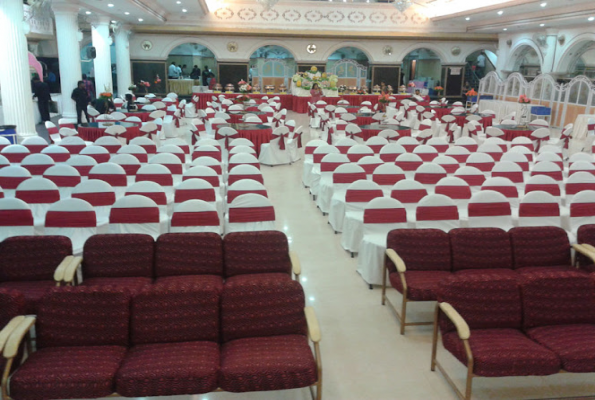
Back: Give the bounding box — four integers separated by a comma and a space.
168, 61, 216, 87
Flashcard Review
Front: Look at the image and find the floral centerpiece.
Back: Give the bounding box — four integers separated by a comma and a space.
518, 94, 531, 104
237, 80, 252, 104
99, 92, 112, 100
466, 88, 477, 97
292, 67, 338, 92
378, 92, 390, 112
128, 84, 137, 92
408, 82, 416, 88
154, 75, 162, 85
434, 86, 444, 94
357, 88, 367, 95
139, 80, 151, 94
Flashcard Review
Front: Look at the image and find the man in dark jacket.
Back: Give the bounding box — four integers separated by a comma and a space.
202, 67, 210, 86
31, 75, 51, 122
71, 81, 89, 126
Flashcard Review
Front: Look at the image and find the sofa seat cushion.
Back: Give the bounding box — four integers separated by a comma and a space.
220, 334, 317, 392
116, 341, 219, 396
515, 265, 580, 276
154, 274, 223, 292
81, 277, 152, 294
578, 264, 595, 273
454, 269, 517, 279
0, 280, 55, 314
10, 346, 127, 400
224, 272, 292, 285
526, 324, 595, 372
442, 328, 560, 377
389, 271, 452, 301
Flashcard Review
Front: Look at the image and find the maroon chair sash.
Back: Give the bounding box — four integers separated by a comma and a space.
364, 208, 407, 224
449, 154, 469, 163
229, 162, 260, 171
16, 190, 60, 204
380, 153, 400, 162
278, 133, 290, 150
175, 189, 216, 203
24, 145, 47, 154
127, 191, 167, 206
321, 162, 346, 173
89, 173, 128, 187
373, 174, 405, 186
457, 174, 486, 186
417, 153, 437, 162
369, 145, 383, 153
402, 144, 417, 152
140, 145, 157, 154
531, 170, 563, 181
519, 203, 560, 217
524, 184, 560, 196
214, 132, 239, 149
336, 146, 351, 154
4, 153, 28, 163
88, 153, 111, 164
119, 164, 141, 176
333, 172, 367, 184
184, 175, 220, 187
491, 171, 524, 183
72, 192, 116, 207
46, 175, 81, 187
569, 169, 595, 176
23, 165, 52, 176
128, 153, 148, 163
110, 207, 160, 223
416, 205, 459, 221
345, 189, 383, 203
227, 189, 268, 203
136, 173, 173, 186
391, 189, 427, 203
439, 164, 459, 174
570, 203, 595, 217
45, 211, 96, 228
160, 163, 183, 175
485, 152, 502, 161
415, 173, 446, 184
100, 144, 121, 154
171, 211, 220, 227
460, 144, 478, 152
468, 202, 511, 217
294, 132, 303, 148
347, 153, 368, 162
361, 163, 382, 175
0, 209, 33, 226
481, 185, 517, 198
305, 146, 316, 155
395, 161, 423, 171
431, 144, 449, 153
435, 185, 472, 200
62, 145, 85, 155
466, 162, 494, 172
529, 134, 549, 152
566, 182, 595, 195
229, 206, 275, 223
193, 151, 221, 161
228, 174, 264, 185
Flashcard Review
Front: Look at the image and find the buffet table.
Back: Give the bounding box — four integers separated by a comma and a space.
213, 123, 272, 155
169, 79, 195, 96
78, 122, 141, 143
360, 124, 412, 140
573, 114, 595, 140
492, 124, 536, 141
193, 92, 293, 110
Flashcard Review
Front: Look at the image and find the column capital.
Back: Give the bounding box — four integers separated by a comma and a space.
51, 1, 80, 15
90, 14, 112, 27
113, 23, 133, 37
545, 28, 559, 36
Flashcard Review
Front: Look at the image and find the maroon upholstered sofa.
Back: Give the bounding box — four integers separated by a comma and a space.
382, 226, 585, 334
432, 270, 595, 400
3, 280, 321, 400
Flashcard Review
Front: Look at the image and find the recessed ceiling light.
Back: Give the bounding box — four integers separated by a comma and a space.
85, 11, 91, 14
497, 10, 503, 15
540, 23, 545, 26
107, 3, 114, 7
138, 18, 143, 22
503, 28, 507, 30
176, 1, 181, 3
540, 2, 547, 7
111, 20, 116, 23
589, 17, 595, 21
125, 11, 130, 15
465, 17, 470, 21
182, 8, 187, 12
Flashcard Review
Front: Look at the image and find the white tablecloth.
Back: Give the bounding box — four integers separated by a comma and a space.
479, 100, 524, 123
573, 114, 595, 140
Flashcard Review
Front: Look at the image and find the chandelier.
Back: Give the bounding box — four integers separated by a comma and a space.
393, 0, 412, 12
256, 0, 280, 10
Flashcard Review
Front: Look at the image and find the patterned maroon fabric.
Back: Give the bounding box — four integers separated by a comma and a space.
37, 286, 131, 348
83, 234, 155, 279
385, 229, 451, 273
509, 227, 571, 269
220, 335, 317, 392
389, 270, 452, 301
526, 324, 595, 372
521, 270, 595, 329
0, 288, 25, 374
154, 275, 223, 291
577, 224, 595, 268
0, 280, 56, 315
437, 274, 521, 334
0, 236, 71, 282
441, 329, 560, 377
449, 228, 513, 272
116, 342, 219, 396
221, 276, 306, 342
223, 231, 292, 278
155, 233, 223, 278
131, 280, 220, 345
10, 346, 127, 400
81, 277, 153, 294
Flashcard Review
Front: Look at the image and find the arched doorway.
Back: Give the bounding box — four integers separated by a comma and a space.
401, 48, 441, 95
465, 49, 497, 87
249, 45, 296, 90
326, 47, 369, 89
167, 43, 216, 87
568, 42, 595, 79
509, 45, 541, 79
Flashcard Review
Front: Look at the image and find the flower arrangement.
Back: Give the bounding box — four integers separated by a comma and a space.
518, 94, 531, 104
357, 88, 366, 95
236, 94, 250, 103
378, 93, 390, 103
154, 74, 162, 85
292, 67, 338, 91
128, 84, 137, 92
99, 92, 112, 100
434, 86, 444, 93
238, 80, 252, 94
466, 88, 477, 97
408, 82, 416, 88
139, 80, 151, 94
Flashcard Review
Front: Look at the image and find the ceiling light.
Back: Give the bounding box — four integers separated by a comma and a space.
540, 23, 545, 26
590, 17, 595, 21
107, 3, 114, 7
465, 17, 470, 20
111, 20, 116, 23
85, 11, 91, 14
540, 2, 546, 6
176, 1, 181, 3
503, 28, 507, 30
125, 11, 130, 15
394, 0, 412, 12
138, 18, 143, 21
182, 8, 187, 12
497, 10, 503, 15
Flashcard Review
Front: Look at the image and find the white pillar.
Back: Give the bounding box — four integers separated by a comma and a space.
495, 36, 509, 78
541, 29, 559, 75
92, 16, 113, 97
0, 0, 37, 138
52, 1, 82, 119
114, 24, 132, 97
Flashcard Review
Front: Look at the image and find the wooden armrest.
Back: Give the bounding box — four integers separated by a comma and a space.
572, 244, 595, 264
290, 251, 301, 279
580, 243, 595, 257
3, 316, 35, 359
385, 249, 406, 273
53, 255, 74, 284
63, 256, 83, 285
0, 317, 25, 355
439, 302, 470, 340
305, 306, 321, 343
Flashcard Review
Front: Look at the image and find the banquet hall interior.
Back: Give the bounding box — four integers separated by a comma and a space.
3, 0, 595, 399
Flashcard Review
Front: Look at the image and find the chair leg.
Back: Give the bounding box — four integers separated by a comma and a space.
400, 297, 408, 335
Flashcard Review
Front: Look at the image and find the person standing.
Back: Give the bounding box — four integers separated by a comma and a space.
475, 52, 486, 79
168, 62, 179, 79
82, 74, 95, 101
71, 81, 90, 126
310, 83, 323, 103
202, 67, 210, 87
32, 75, 51, 122
190, 65, 201, 79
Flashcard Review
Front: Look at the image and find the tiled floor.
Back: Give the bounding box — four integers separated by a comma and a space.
53, 112, 595, 400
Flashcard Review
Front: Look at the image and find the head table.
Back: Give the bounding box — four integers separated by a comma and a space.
359, 124, 412, 140
78, 122, 141, 143
492, 124, 536, 141
214, 123, 272, 155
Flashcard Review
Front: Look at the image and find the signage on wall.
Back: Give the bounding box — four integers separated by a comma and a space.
141, 40, 153, 51
449, 67, 462, 75
306, 44, 317, 54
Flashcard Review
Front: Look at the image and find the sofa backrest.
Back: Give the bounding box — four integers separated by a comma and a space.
577, 224, 595, 268
155, 233, 223, 278
449, 228, 513, 271
131, 280, 220, 345
0, 236, 72, 282
438, 274, 521, 333
221, 275, 306, 342
386, 229, 451, 272
223, 231, 292, 278
37, 286, 131, 348
509, 226, 570, 269
521, 270, 595, 329
83, 234, 154, 279
0, 288, 24, 328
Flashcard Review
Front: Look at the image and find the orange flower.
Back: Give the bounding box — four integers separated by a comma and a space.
466, 89, 477, 96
